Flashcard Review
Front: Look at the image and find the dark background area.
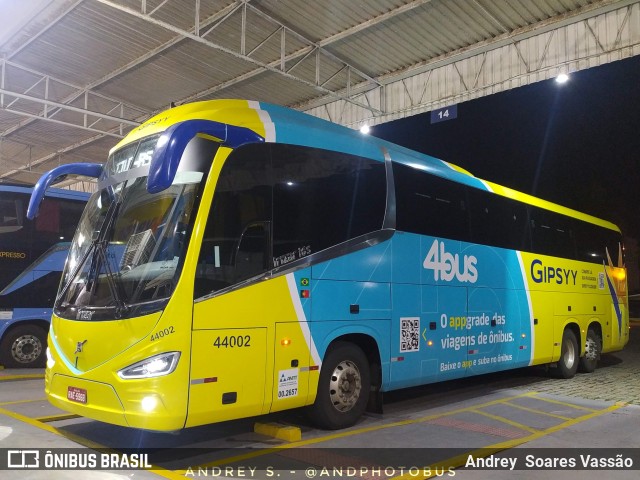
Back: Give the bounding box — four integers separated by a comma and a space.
372, 55, 640, 290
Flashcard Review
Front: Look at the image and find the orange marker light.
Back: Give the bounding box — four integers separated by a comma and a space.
427, 340, 433, 346
281, 338, 291, 346
615, 269, 626, 281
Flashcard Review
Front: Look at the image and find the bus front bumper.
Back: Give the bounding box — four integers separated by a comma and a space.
47, 373, 185, 431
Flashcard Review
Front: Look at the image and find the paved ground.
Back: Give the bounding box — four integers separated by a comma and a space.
504, 322, 640, 405
1, 322, 638, 479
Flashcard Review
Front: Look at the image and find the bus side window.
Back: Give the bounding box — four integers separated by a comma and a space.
194, 143, 272, 299
573, 219, 624, 265
34, 198, 60, 234
271, 144, 386, 260
468, 188, 530, 251
530, 207, 576, 259
235, 222, 270, 280
0, 196, 24, 233
393, 162, 470, 241
0, 193, 31, 291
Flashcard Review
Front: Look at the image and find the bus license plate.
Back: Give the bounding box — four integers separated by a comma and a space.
67, 386, 87, 404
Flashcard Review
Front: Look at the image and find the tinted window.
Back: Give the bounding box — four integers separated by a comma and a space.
271, 144, 386, 263
530, 207, 576, 259
392, 163, 621, 265
468, 188, 530, 251
0, 193, 86, 292
0, 271, 62, 309
393, 163, 469, 241
572, 219, 623, 265
32, 198, 85, 258
0, 192, 28, 242
0, 192, 31, 290
194, 144, 387, 298
195, 144, 272, 297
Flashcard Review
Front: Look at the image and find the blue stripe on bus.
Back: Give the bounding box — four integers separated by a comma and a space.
297, 233, 531, 391
0, 185, 90, 201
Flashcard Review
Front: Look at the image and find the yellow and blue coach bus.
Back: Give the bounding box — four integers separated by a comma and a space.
27, 99, 628, 431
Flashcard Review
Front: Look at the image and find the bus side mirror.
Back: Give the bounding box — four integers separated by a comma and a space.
27, 163, 103, 219
147, 119, 264, 194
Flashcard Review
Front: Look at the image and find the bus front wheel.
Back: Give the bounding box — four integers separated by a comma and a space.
309, 342, 370, 430
0, 325, 47, 369
578, 328, 601, 373
552, 329, 579, 379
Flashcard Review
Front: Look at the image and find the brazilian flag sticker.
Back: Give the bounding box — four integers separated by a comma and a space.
300, 278, 309, 286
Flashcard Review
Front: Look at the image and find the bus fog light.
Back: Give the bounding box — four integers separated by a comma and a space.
46, 347, 55, 369
141, 396, 158, 412
118, 352, 181, 379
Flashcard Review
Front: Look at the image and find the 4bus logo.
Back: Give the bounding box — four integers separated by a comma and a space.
423, 239, 478, 283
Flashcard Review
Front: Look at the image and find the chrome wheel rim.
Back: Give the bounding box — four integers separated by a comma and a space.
563, 337, 576, 369
329, 360, 362, 412
12, 335, 42, 364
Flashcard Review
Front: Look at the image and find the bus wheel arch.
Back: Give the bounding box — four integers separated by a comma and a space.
309, 335, 379, 429
0, 321, 49, 368
579, 323, 602, 373
552, 325, 580, 379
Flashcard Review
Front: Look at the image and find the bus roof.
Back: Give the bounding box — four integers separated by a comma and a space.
116, 99, 620, 234
0, 184, 90, 201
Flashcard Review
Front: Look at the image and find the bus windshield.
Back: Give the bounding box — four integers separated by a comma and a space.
56, 136, 215, 320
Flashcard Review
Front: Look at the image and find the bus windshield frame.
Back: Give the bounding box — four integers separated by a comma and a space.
54, 135, 218, 321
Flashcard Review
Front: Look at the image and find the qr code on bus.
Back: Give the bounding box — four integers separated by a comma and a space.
400, 317, 420, 352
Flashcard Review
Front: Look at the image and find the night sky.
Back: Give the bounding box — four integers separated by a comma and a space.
372, 55, 640, 249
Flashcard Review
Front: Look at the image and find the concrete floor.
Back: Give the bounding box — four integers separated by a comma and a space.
1, 324, 639, 479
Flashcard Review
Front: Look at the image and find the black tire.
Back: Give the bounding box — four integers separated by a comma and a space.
0, 325, 47, 368
579, 328, 601, 373
552, 329, 579, 379
309, 342, 370, 430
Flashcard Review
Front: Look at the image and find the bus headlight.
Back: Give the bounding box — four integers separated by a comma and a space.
117, 352, 181, 379
141, 395, 159, 412
46, 347, 55, 369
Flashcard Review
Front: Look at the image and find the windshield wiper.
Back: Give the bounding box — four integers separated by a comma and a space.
57, 187, 124, 312
57, 241, 95, 307
95, 239, 129, 318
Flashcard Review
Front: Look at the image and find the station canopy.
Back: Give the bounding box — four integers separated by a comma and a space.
0, 0, 638, 189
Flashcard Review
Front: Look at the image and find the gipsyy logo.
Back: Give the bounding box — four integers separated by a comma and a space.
530, 259, 577, 285
423, 239, 478, 283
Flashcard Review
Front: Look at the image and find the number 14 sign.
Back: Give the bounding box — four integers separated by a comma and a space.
430, 104, 457, 124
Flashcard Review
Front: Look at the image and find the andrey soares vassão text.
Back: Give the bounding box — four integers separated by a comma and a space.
465, 453, 635, 470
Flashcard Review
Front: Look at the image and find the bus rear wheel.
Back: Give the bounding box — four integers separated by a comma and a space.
579, 328, 601, 373
0, 325, 47, 368
552, 329, 579, 379
309, 342, 370, 430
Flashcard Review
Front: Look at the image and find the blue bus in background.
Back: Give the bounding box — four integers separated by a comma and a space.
0, 184, 89, 368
